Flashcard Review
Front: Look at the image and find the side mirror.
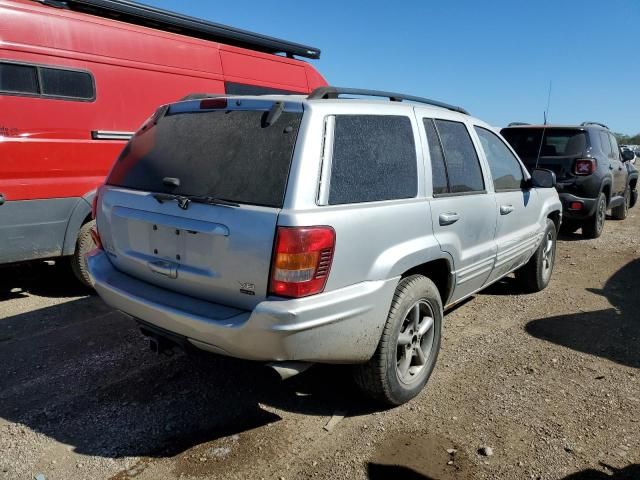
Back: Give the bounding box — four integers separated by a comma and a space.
622, 149, 635, 162
531, 168, 556, 188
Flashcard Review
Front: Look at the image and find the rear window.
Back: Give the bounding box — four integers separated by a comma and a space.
502, 128, 587, 160
107, 101, 303, 208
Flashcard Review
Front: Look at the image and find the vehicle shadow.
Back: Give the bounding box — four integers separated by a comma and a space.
559, 463, 640, 479
0, 296, 379, 459
367, 463, 434, 480
478, 275, 526, 296
525, 258, 639, 369
0, 260, 90, 302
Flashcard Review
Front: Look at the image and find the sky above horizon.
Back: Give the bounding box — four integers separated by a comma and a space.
147, 0, 639, 134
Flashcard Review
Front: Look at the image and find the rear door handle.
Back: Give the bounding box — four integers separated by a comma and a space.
500, 205, 515, 215
439, 212, 460, 226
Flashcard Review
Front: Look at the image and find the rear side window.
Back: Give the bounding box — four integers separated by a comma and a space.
600, 132, 613, 157
0, 62, 38, 94
0, 61, 94, 101
40, 67, 94, 99
107, 101, 302, 208
433, 119, 485, 194
423, 119, 448, 195
328, 115, 417, 205
608, 134, 620, 159
475, 126, 524, 191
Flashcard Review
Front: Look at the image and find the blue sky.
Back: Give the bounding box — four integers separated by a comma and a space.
148, 0, 639, 134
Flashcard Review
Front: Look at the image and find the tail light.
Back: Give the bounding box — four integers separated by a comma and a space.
90, 225, 103, 250
91, 185, 104, 219
91, 186, 104, 249
269, 226, 336, 298
574, 158, 596, 176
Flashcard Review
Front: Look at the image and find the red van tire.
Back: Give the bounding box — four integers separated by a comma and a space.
71, 220, 96, 288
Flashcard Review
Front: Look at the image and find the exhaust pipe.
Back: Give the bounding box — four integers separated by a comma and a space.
267, 361, 312, 380
144, 332, 178, 356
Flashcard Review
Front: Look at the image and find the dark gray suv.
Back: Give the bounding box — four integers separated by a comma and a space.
502, 122, 638, 238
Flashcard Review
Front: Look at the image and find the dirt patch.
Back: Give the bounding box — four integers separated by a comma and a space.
1, 212, 639, 480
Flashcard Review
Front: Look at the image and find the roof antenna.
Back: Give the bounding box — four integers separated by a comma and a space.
535, 80, 553, 169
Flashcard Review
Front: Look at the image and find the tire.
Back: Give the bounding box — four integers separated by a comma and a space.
70, 220, 96, 288
353, 275, 442, 406
611, 188, 629, 220
515, 218, 557, 293
582, 193, 606, 239
560, 219, 580, 234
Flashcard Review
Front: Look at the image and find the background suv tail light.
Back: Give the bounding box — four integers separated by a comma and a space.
269, 226, 335, 298
574, 158, 596, 176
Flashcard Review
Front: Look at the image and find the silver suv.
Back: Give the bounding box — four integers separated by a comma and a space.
88, 87, 562, 405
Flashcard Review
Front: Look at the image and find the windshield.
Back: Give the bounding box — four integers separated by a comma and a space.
501, 128, 588, 160
107, 100, 303, 208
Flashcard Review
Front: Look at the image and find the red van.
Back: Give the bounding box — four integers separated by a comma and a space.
0, 0, 326, 285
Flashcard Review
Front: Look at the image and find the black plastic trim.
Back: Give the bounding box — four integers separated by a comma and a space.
308, 87, 468, 114
39, 0, 321, 59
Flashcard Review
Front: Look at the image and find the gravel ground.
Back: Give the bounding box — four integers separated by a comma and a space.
1, 211, 639, 480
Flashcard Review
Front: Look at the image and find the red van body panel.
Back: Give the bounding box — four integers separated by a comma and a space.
0, 0, 326, 263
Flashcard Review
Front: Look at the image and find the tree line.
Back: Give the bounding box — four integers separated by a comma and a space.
614, 132, 640, 145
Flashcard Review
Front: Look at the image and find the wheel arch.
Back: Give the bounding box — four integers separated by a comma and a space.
62, 190, 96, 256
400, 258, 454, 307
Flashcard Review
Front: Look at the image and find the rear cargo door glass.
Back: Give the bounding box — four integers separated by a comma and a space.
107, 100, 303, 208
502, 129, 587, 160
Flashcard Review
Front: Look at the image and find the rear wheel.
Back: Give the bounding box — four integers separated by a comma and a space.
611, 188, 629, 220
353, 275, 442, 406
582, 193, 606, 239
515, 218, 557, 293
70, 220, 96, 288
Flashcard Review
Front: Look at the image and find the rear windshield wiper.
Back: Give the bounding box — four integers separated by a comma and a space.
152, 192, 239, 209
189, 196, 240, 207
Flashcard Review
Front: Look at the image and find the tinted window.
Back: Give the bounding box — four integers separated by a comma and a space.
434, 119, 484, 193
40, 67, 94, 99
328, 115, 417, 205
600, 132, 613, 157
0, 62, 94, 101
608, 134, 620, 159
475, 127, 524, 191
423, 118, 448, 195
225, 82, 299, 95
502, 128, 587, 160
108, 102, 302, 208
0, 62, 38, 94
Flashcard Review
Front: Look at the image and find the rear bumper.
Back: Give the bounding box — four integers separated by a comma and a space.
88, 250, 397, 363
558, 193, 598, 220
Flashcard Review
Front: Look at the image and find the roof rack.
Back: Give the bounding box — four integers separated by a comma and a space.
580, 121, 609, 130
308, 87, 469, 115
38, 0, 321, 59
507, 122, 530, 127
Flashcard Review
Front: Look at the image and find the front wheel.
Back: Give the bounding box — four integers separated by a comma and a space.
611, 188, 629, 220
515, 218, 557, 293
353, 275, 442, 406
